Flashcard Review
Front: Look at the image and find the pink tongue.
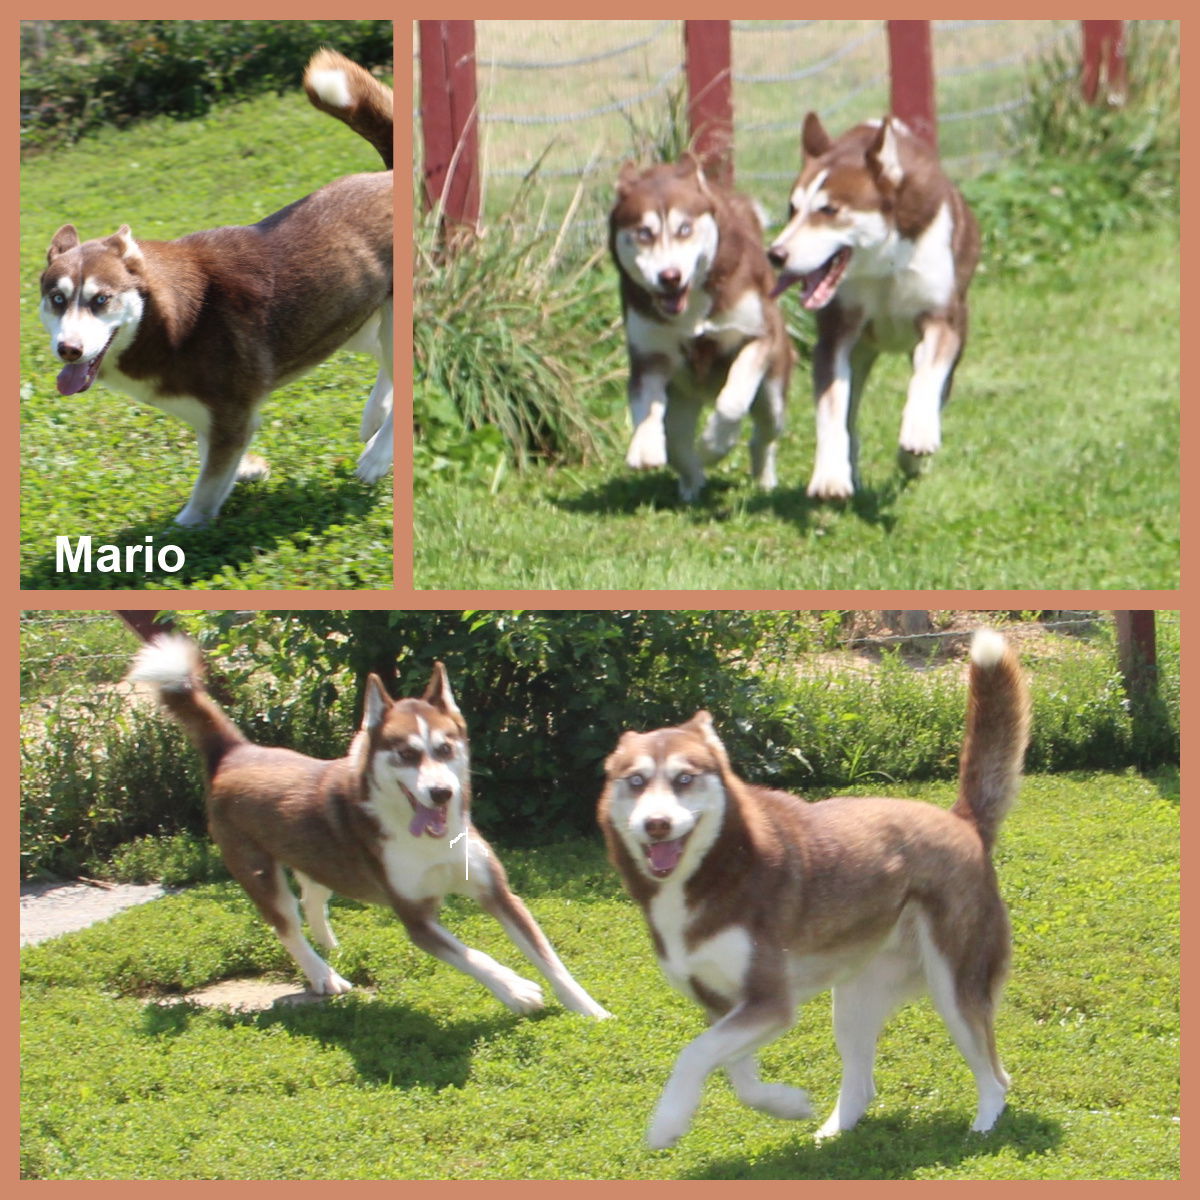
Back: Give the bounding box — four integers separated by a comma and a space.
56, 361, 96, 396
647, 838, 685, 877
409, 804, 447, 838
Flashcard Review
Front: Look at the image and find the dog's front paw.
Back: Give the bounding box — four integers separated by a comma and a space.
495, 969, 545, 1014
699, 414, 741, 464
646, 1099, 693, 1150
806, 462, 854, 500
626, 421, 667, 470
309, 968, 354, 996
173, 504, 213, 528
748, 1083, 812, 1120
355, 441, 392, 483
236, 453, 270, 482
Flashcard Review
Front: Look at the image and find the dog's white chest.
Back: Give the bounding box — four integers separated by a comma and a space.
649, 888, 752, 1005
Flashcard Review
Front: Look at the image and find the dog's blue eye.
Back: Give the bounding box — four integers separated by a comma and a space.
627, 773, 647, 789
677, 222, 692, 238
50, 293, 65, 307
636, 228, 654, 245
93, 294, 109, 308
676, 773, 693, 788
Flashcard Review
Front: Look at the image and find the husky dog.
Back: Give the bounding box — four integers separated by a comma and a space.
598, 630, 1029, 1147
130, 635, 609, 1018
39, 50, 394, 526
610, 156, 793, 501
768, 113, 980, 499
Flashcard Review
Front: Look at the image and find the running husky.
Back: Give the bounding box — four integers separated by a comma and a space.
610, 156, 793, 501
598, 629, 1030, 1148
768, 113, 980, 500
130, 635, 609, 1018
39, 50, 394, 527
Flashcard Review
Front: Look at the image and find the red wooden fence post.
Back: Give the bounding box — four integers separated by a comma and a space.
887, 20, 937, 151
419, 19, 480, 231
684, 20, 734, 184
1115, 611, 1158, 702
1081, 20, 1127, 104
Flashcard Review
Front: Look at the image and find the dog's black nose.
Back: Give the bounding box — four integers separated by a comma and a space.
767, 245, 788, 269
643, 816, 672, 840
428, 785, 453, 807
57, 339, 83, 363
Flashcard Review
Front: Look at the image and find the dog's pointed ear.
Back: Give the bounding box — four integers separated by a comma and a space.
682, 710, 731, 768
107, 224, 143, 267
362, 673, 393, 732
866, 119, 904, 189
423, 661, 464, 727
47, 224, 80, 265
802, 112, 831, 160
604, 729, 643, 776
676, 151, 714, 200
616, 161, 642, 197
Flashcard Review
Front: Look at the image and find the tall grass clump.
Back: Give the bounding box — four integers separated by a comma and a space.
414, 174, 624, 475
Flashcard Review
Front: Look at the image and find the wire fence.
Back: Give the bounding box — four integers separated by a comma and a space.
414, 19, 1088, 237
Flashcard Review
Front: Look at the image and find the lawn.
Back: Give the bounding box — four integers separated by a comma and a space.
414, 221, 1178, 590
20, 771, 1178, 1180
20, 88, 393, 591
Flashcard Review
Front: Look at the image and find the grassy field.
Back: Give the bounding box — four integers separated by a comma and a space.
19, 771, 1178, 1180
414, 221, 1178, 590
20, 88, 393, 591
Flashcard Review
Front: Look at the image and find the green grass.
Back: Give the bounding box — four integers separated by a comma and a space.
414, 221, 1177, 589
20, 772, 1178, 1179
20, 88, 393, 591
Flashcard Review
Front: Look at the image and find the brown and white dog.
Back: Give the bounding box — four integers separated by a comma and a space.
598, 629, 1030, 1148
768, 113, 980, 500
130, 635, 609, 1019
39, 50, 394, 527
610, 157, 793, 501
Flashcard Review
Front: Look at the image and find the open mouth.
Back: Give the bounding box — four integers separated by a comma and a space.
772, 246, 852, 310
56, 330, 116, 397
408, 800, 448, 839
654, 284, 690, 318
643, 831, 690, 879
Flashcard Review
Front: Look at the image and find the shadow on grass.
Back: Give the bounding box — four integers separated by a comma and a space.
690, 1107, 1064, 1180
556, 466, 913, 534
141, 993, 525, 1091
20, 473, 387, 590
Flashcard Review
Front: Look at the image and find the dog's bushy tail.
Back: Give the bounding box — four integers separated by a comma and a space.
129, 635, 246, 778
303, 48, 393, 169
952, 629, 1031, 855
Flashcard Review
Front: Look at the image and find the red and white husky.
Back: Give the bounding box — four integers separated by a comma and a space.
598, 630, 1029, 1148
610, 157, 793, 501
768, 113, 980, 500
39, 50, 394, 527
131, 635, 609, 1019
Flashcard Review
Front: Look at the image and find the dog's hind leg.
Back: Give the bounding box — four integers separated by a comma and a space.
221, 842, 353, 994
897, 315, 962, 474
816, 943, 924, 1138
915, 913, 1009, 1132
294, 870, 338, 951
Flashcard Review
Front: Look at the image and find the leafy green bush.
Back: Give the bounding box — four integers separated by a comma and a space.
20, 19, 393, 151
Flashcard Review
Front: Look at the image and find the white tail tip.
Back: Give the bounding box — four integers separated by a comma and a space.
970, 628, 1007, 670
129, 634, 200, 693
